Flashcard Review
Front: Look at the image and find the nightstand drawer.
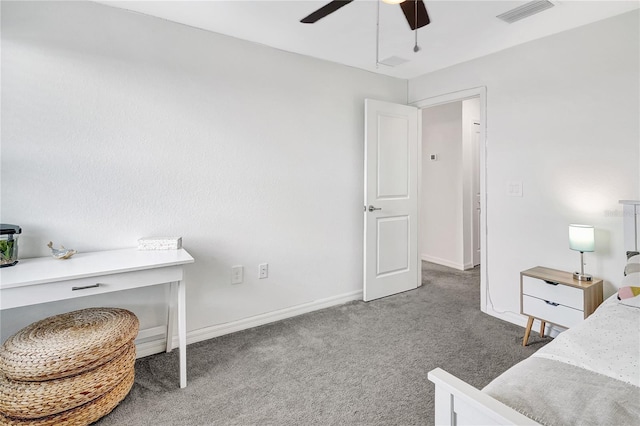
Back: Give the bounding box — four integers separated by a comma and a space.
522, 295, 583, 328
522, 276, 583, 310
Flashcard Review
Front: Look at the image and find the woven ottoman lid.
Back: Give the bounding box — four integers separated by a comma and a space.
0, 308, 139, 381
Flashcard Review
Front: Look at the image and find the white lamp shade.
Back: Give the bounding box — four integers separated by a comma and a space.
569, 224, 595, 252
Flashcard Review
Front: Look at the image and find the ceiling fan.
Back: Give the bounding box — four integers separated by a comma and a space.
300, 0, 430, 31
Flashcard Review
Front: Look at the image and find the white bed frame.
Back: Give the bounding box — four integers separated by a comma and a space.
428, 199, 640, 426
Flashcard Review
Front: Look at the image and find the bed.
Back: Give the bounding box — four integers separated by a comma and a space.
428, 200, 640, 425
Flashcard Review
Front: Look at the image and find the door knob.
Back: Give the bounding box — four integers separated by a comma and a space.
368, 205, 382, 212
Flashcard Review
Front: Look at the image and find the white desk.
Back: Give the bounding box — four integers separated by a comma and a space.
0, 248, 194, 388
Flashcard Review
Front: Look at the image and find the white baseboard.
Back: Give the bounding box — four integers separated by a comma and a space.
421, 254, 467, 271
134, 325, 169, 358
183, 290, 363, 346
462, 261, 475, 270
135, 290, 363, 358
136, 340, 168, 358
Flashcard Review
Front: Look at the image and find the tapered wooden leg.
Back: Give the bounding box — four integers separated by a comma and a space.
539, 321, 546, 338
523, 316, 534, 347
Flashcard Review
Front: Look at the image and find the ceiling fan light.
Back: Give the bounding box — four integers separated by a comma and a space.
382, 0, 406, 5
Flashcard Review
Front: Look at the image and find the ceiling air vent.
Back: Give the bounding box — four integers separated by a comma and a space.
378, 56, 409, 67
497, 0, 555, 24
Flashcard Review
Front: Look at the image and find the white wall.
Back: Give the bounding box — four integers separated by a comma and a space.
420, 98, 480, 271
410, 10, 640, 326
420, 102, 464, 269
0, 1, 406, 344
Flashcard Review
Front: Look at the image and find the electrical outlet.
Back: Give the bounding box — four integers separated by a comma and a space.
231, 265, 243, 284
259, 263, 268, 279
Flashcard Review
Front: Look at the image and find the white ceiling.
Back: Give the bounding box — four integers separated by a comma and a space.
97, 0, 639, 79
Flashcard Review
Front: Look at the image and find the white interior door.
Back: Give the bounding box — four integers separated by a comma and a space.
364, 99, 419, 301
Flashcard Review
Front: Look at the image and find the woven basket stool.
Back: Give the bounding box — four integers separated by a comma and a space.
0, 308, 139, 425
0, 367, 135, 426
0, 341, 135, 419
0, 308, 139, 381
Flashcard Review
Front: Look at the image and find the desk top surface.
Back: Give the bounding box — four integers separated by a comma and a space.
0, 248, 194, 289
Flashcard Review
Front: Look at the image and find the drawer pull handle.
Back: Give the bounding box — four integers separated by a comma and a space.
544, 280, 559, 286
72, 283, 101, 291
544, 300, 559, 307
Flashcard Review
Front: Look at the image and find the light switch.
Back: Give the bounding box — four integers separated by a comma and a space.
507, 180, 523, 197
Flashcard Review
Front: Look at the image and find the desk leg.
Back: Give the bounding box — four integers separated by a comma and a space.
178, 279, 187, 388
166, 282, 178, 353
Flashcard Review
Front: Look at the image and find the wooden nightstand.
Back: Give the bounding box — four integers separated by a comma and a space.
520, 266, 603, 346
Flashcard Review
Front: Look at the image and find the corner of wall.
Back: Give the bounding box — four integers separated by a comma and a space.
406, 79, 411, 105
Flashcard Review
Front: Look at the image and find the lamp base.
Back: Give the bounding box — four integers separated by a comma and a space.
573, 272, 592, 281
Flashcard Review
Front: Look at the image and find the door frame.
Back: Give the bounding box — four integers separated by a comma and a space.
471, 118, 481, 268
410, 86, 488, 313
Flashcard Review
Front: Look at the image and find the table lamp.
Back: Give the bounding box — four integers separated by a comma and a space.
569, 224, 594, 281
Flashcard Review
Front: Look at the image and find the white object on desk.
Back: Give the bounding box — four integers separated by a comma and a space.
138, 237, 182, 250
0, 247, 194, 388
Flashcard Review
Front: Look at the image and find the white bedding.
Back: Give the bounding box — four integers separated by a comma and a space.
533, 294, 640, 386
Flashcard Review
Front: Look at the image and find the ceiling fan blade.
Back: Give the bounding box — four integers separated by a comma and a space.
300, 0, 355, 24
399, 0, 430, 30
